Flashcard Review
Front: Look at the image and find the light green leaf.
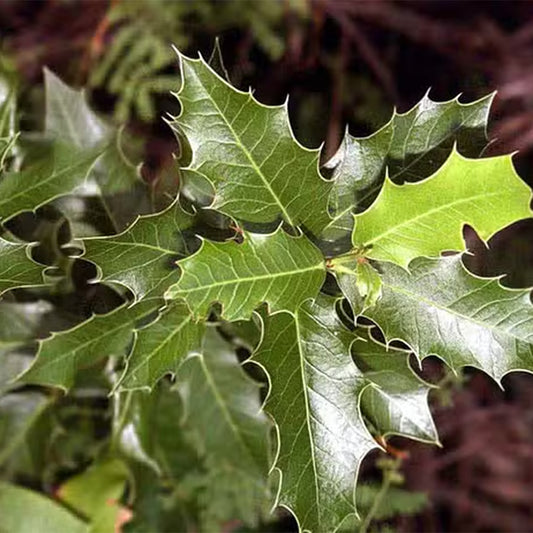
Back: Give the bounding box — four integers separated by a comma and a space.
83, 200, 197, 300
119, 300, 204, 390
340, 255, 533, 382
176, 327, 272, 528
323, 93, 493, 241
355, 260, 382, 311
165, 229, 325, 321
172, 52, 331, 235
0, 142, 101, 223
0, 238, 44, 295
58, 457, 130, 533
253, 294, 437, 532
0, 482, 87, 533
352, 149, 532, 269
19, 300, 161, 391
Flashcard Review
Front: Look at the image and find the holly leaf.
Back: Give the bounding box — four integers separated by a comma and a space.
354, 260, 382, 311
352, 327, 438, 443
339, 255, 533, 382
118, 300, 204, 391
351, 149, 532, 269
19, 300, 161, 391
175, 327, 272, 529
0, 142, 101, 223
0, 238, 45, 295
253, 295, 372, 532
82, 200, 197, 300
44, 70, 152, 232
0, 482, 87, 533
253, 294, 437, 532
165, 229, 325, 321
171, 52, 331, 235
323, 93, 493, 241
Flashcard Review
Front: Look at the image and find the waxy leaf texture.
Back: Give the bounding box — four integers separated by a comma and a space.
323, 93, 493, 241
165, 229, 325, 321
253, 295, 435, 532
352, 149, 532, 269
0, 239, 44, 295
338, 255, 533, 382
172, 53, 331, 235
83, 201, 197, 300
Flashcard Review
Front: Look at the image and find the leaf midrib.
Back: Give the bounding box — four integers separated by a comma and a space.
125, 311, 193, 380
198, 353, 262, 472
360, 190, 501, 245
0, 155, 98, 214
382, 278, 532, 345
177, 264, 324, 294
190, 67, 295, 226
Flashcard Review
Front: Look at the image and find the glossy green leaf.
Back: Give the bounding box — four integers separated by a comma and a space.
172, 52, 331, 235
0, 238, 44, 295
253, 294, 437, 532
253, 295, 372, 532
323, 93, 493, 241
355, 260, 382, 311
19, 300, 161, 391
119, 300, 204, 390
0, 482, 87, 533
340, 255, 533, 382
352, 149, 532, 269
83, 201, 197, 300
353, 327, 437, 443
165, 229, 325, 321
176, 327, 272, 528
0, 143, 101, 223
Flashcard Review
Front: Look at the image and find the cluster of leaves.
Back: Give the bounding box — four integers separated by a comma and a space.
1, 43, 533, 533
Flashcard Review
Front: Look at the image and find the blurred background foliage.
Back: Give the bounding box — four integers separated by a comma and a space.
2, 1, 533, 531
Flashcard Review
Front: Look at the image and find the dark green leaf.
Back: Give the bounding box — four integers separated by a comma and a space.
172, 52, 332, 235
83, 200, 197, 300
339, 255, 533, 382
0, 238, 44, 295
119, 300, 204, 390
20, 300, 161, 391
